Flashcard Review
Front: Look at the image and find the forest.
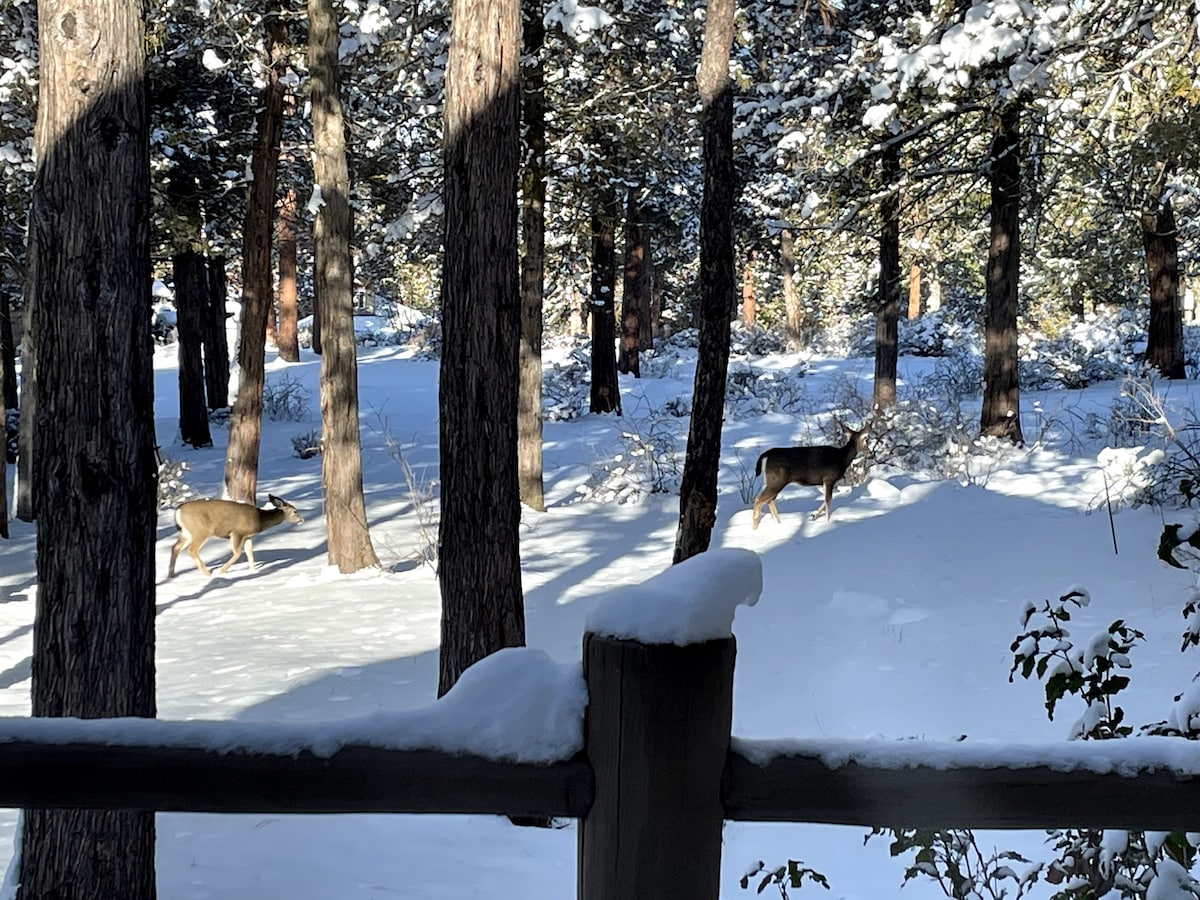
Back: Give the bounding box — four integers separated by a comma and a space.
0, 0, 1197, 897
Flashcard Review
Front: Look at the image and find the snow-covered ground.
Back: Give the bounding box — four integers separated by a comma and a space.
1, 334, 1198, 898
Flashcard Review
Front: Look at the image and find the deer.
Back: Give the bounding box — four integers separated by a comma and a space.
751, 422, 871, 529
168, 494, 304, 578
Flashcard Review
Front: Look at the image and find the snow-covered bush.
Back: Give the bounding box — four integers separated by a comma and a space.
156, 454, 196, 512
543, 347, 592, 422
262, 373, 312, 422
574, 412, 684, 504
292, 429, 322, 460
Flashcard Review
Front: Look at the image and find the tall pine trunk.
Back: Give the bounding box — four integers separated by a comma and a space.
175, 250, 213, 447
873, 143, 900, 410
438, 0, 525, 695
277, 185, 301, 362
21, 0, 157, 895
223, 0, 286, 502
1142, 168, 1184, 379
204, 255, 231, 409
980, 102, 1025, 443
674, 0, 735, 564
589, 186, 620, 413
518, 1, 546, 512
781, 227, 802, 350
310, 0, 379, 573
619, 188, 645, 377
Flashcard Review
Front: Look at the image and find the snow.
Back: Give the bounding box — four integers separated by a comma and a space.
2, 336, 1200, 898
585, 547, 761, 644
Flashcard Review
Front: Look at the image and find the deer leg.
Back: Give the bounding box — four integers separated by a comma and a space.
188, 539, 213, 577
243, 538, 257, 571
810, 481, 835, 521
169, 534, 187, 578
753, 488, 781, 529
768, 499, 781, 523
219, 535, 247, 574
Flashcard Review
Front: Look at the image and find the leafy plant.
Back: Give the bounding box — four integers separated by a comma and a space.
740, 859, 830, 897
262, 373, 312, 422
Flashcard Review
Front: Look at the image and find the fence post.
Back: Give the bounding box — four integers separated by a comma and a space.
577, 632, 736, 900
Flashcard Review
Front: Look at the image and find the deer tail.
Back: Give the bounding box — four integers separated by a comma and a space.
754, 452, 766, 479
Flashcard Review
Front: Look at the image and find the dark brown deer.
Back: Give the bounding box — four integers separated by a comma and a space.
751, 423, 871, 528
169, 494, 304, 577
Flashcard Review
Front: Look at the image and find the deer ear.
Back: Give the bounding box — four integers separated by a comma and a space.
267, 494, 284, 507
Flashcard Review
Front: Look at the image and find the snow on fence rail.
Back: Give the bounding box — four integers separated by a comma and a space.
3, 549, 1200, 899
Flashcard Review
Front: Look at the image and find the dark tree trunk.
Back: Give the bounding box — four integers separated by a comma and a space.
589, 186, 621, 414
781, 228, 801, 350
311, 272, 323, 355
980, 103, 1025, 443
873, 144, 901, 410
1142, 171, 1184, 379
0, 287, 15, 412
674, 0, 735, 565
21, 0, 157, 895
224, 0, 286, 502
276, 186, 300, 362
15, 290, 34, 522
204, 255, 231, 409
638, 231, 654, 351
438, 0, 525, 695
175, 250, 213, 447
310, 0, 379, 573
619, 188, 645, 377
518, 1, 546, 512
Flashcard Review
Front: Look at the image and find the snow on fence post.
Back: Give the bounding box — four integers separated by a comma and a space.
576, 548, 762, 900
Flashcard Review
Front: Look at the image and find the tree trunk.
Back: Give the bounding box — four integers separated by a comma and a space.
781, 228, 801, 350
928, 265, 942, 312
15, 290, 34, 522
175, 250, 213, 447
619, 188, 645, 377
0, 391, 7, 539
638, 230, 654, 351
223, 0, 286, 502
1142, 169, 1184, 379
203, 255, 231, 409
674, 0, 735, 565
518, 1, 546, 512
276, 185, 301, 362
589, 186, 621, 414
438, 0, 525, 695
0, 287, 16, 412
980, 103, 1025, 443
873, 144, 901, 410
740, 248, 755, 328
310, 0, 379, 574
908, 263, 921, 319
21, 0, 157, 895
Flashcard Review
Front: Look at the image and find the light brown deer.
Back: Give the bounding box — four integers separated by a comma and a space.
169, 494, 304, 577
752, 423, 871, 528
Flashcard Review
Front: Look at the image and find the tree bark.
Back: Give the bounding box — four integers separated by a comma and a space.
589, 186, 621, 414
674, 0, 735, 564
310, 0, 379, 574
980, 103, 1025, 443
1142, 168, 1184, 379
781, 228, 801, 350
175, 250, 213, 447
873, 143, 900, 410
518, 1, 547, 512
0, 286, 15, 412
740, 248, 755, 328
223, 0, 286, 502
15, 288, 34, 522
204, 255, 231, 409
21, 0, 157, 895
438, 0, 525, 695
276, 185, 301, 362
619, 188, 645, 377
908, 263, 921, 319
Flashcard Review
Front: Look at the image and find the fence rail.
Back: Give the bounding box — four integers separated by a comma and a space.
3, 632, 1200, 899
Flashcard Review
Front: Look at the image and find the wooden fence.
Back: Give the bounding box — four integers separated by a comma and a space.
3, 632, 1200, 899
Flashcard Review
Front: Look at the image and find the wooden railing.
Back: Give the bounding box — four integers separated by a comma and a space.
3, 632, 1200, 899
